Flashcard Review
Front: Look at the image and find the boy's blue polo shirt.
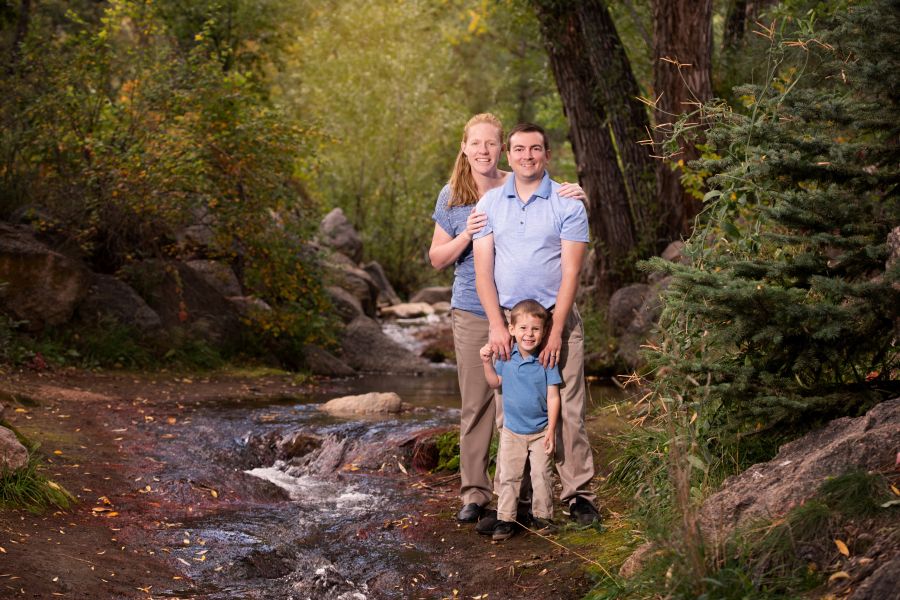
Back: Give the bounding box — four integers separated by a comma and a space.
472, 171, 589, 310
431, 184, 486, 317
496, 344, 562, 435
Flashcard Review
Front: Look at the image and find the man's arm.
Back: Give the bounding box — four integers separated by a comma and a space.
538, 239, 587, 368
473, 234, 512, 361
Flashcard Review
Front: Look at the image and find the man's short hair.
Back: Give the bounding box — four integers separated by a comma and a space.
509, 299, 549, 325
507, 122, 549, 152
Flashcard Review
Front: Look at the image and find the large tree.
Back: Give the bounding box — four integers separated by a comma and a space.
532, 0, 657, 292
652, 0, 713, 237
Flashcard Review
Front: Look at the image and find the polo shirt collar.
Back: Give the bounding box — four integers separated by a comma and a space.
510, 343, 538, 364
503, 171, 552, 202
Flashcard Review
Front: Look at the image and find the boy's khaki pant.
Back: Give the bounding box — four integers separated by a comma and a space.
496, 427, 553, 522
451, 309, 496, 507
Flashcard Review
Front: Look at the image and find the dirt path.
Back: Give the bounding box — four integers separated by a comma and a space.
0, 368, 632, 599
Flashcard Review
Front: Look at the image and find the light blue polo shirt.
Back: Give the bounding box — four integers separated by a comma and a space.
496, 344, 562, 435
472, 172, 589, 309
431, 184, 486, 318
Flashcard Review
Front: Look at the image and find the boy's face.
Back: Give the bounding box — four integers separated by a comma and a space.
507, 313, 545, 354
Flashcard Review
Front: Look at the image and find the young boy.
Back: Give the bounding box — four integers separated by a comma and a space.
480, 299, 561, 541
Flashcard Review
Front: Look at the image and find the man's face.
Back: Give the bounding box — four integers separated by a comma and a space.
507, 131, 549, 182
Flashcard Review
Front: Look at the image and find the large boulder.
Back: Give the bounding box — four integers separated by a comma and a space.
339, 316, 429, 373
0, 426, 28, 472
615, 279, 671, 369
123, 260, 243, 346
409, 286, 452, 305
76, 273, 162, 332
0, 223, 90, 331
318, 392, 402, 415
185, 260, 242, 298
363, 261, 402, 307
322, 252, 378, 317
608, 283, 650, 337
319, 208, 363, 264
325, 286, 364, 324
698, 397, 900, 547
301, 344, 355, 377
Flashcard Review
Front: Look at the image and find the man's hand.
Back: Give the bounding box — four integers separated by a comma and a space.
539, 329, 562, 369
465, 209, 488, 239
543, 429, 555, 456
489, 323, 512, 361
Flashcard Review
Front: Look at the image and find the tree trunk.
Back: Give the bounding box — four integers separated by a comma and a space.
9, 0, 32, 73
532, 1, 638, 292
652, 0, 713, 238
723, 0, 778, 49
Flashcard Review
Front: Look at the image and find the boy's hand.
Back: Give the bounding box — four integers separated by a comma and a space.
543, 430, 555, 456
479, 343, 495, 363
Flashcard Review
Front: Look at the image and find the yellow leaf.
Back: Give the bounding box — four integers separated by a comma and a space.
210, 489, 218, 498
53, 450, 63, 455
834, 539, 850, 556
0, 547, 6, 553
828, 571, 850, 582
891, 484, 899, 497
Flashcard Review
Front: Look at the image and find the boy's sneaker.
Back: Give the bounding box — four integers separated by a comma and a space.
475, 509, 498, 535
568, 496, 601, 526
531, 517, 558, 535
492, 520, 516, 541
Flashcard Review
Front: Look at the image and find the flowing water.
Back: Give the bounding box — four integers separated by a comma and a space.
149, 315, 623, 599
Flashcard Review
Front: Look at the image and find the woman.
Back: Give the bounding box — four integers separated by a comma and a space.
429, 113, 585, 525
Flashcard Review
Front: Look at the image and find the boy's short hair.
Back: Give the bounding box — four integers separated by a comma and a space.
509, 299, 549, 325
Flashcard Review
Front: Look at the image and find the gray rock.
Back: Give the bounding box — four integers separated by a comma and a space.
698, 397, 900, 548
301, 344, 355, 377
363, 261, 402, 306
850, 557, 900, 600
616, 277, 672, 370
227, 295, 272, 318
319, 208, 363, 264
660, 240, 688, 264
409, 286, 452, 305
76, 273, 162, 332
325, 286, 364, 324
432, 301, 451, 314
0, 426, 28, 472
186, 260, 242, 297
618, 542, 656, 579
339, 316, 429, 373
380, 302, 434, 319
123, 260, 242, 346
322, 252, 378, 317
608, 283, 650, 336
0, 222, 91, 331
319, 392, 402, 415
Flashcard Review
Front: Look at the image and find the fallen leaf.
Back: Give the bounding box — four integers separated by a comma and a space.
53, 450, 63, 455
828, 571, 850, 582
210, 489, 218, 498
0, 547, 5, 553
397, 462, 408, 475
834, 539, 850, 557
891, 484, 899, 497
166, 417, 177, 425
177, 557, 190, 566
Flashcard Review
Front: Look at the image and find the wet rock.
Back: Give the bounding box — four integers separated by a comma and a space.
185, 259, 242, 297
75, 273, 162, 332
122, 259, 243, 347
319, 208, 363, 264
326, 285, 364, 324
380, 302, 435, 319
301, 344, 356, 377
339, 316, 429, 373
239, 430, 323, 469
363, 261, 402, 306
319, 392, 402, 415
290, 557, 368, 600
0, 222, 91, 331
698, 397, 900, 547
0, 426, 28, 471
410, 286, 451, 304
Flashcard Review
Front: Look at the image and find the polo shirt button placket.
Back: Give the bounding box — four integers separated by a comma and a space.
518, 204, 526, 232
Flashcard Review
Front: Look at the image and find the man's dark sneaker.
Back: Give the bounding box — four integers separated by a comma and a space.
568, 497, 601, 526
456, 503, 483, 523
475, 509, 498, 535
492, 520, 516, 541
531, 517, 558, 535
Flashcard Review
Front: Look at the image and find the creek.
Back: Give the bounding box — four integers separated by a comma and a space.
146, 315, 623, 599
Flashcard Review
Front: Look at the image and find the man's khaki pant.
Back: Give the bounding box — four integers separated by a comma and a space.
500, 304, 597, 506
496, 427, 553, 521
451, 309, 496, 507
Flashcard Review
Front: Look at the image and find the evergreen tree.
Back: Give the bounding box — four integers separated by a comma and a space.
651, 0, 899, 448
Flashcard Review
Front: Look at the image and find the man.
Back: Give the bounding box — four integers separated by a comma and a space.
472, 122, 601, 526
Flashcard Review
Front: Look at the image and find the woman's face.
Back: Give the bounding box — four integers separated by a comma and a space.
462, 122, 503, 176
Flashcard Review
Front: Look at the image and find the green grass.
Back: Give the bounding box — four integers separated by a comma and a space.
0, 425, 76, 514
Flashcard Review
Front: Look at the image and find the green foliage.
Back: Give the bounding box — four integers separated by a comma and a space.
649, 0, 900, 448
434, 430, 461, 472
